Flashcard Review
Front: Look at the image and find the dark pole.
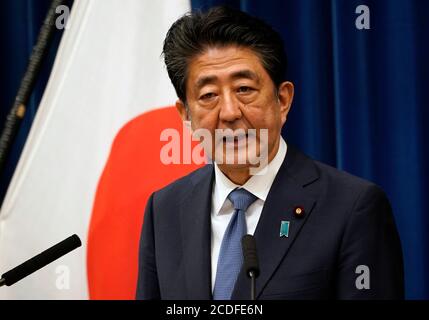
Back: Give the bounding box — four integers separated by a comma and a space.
250, 271, 256, 300
0, 0, 66, 175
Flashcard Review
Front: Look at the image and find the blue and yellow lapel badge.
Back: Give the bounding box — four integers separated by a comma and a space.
280, 221, 290, 237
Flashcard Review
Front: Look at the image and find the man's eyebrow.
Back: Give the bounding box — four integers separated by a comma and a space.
194, 70, 260, 91
230, 70, 260, 83
195, 75, 217, 90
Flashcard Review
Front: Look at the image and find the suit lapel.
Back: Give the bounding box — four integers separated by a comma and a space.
232, 146, 319, 299
180, 165, 214, 299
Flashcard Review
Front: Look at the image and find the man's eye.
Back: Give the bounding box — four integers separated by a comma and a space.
199, 92, 216, 100
237, 86, 254, 93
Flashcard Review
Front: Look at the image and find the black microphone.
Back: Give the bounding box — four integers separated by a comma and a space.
0, 234, 81, 287
241, 234, 260, 300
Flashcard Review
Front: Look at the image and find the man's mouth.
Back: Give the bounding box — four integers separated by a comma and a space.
222, 133, 248, 143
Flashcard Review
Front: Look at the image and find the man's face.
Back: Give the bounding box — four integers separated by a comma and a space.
176, 45, 294, 174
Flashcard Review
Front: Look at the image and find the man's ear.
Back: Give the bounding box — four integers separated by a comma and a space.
175, 99, 188, 121
278, 81, 294, 125
175, 99, 193, 133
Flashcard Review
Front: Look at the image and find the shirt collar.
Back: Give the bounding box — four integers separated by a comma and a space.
212, 137, 287, 215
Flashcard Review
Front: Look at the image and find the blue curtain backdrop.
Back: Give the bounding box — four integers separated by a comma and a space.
1, 0, 428, 299
191, 0, 429, 299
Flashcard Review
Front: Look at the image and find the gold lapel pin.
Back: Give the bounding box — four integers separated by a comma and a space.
294, 206, 304, 218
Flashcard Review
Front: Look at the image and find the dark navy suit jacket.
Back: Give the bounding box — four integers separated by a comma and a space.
136, 146, 404, 299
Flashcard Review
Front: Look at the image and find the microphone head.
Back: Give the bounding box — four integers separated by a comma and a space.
241, 234, 260, 278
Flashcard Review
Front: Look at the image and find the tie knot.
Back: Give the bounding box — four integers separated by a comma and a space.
227, 188, 258, 212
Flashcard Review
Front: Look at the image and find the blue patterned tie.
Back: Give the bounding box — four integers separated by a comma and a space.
213, 188, 258, 300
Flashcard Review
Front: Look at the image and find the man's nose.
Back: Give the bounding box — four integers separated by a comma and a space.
218, 94, 242, 122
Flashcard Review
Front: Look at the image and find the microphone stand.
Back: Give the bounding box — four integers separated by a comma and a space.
242, 234, 260, 300
249, 271, 256, 300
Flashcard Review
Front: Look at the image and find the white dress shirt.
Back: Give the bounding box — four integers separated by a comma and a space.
210, 137, 287, 290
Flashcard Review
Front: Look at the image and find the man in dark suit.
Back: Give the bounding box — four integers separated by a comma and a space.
136, 6, 404, 300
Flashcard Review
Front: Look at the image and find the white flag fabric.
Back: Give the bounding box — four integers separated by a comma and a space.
0, 0, 192, 299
